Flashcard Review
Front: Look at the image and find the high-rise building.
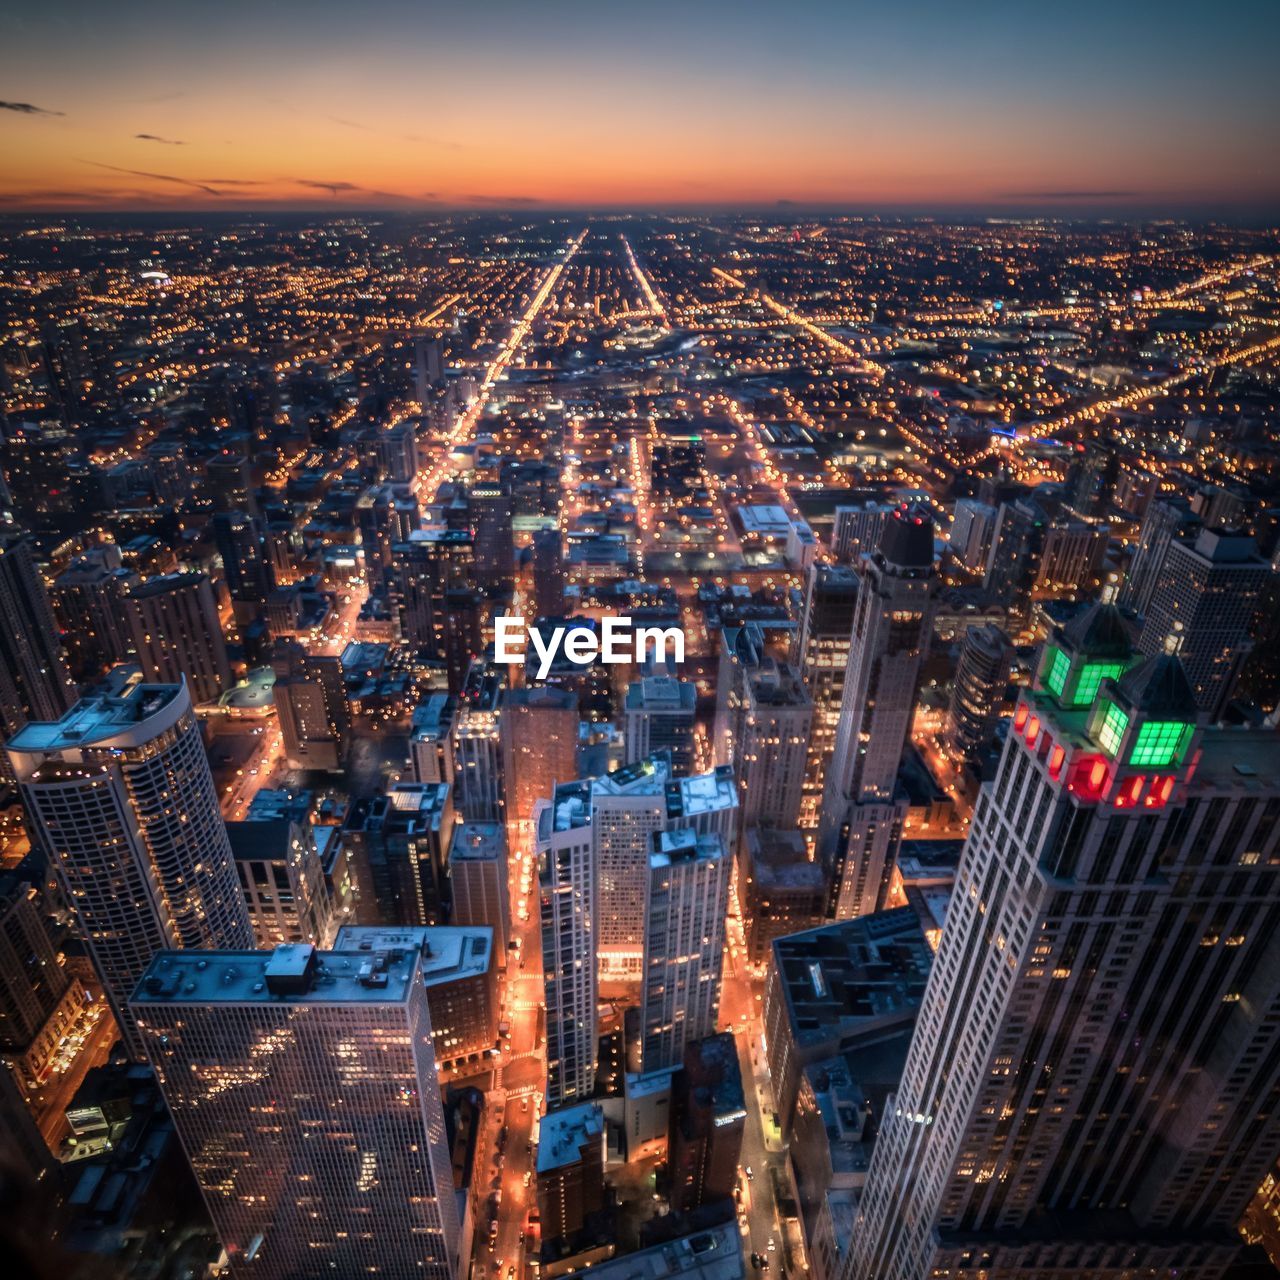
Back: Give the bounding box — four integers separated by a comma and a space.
832, 500, 893, 563
501, 685, 579, 826
794, 562, 860, 828
228, 819, 334, 948
736, 661, 812, 830
1120, 495, 1199, 617
453, 660, 505, 823
532, 527, 567, 619
536, 1101, 606, 1242
947, 499, 1000, 577
819, 508, 938, 919
1033, 518, 1110, 600
414, 335, 445, 401
1136, 527, 1270, 721
668, 1033, 746, 1213
639, 829, 730, 1072
130, 942, 460, 1280
623, 675, 696, 773
947, 623, 1014, 761
271, 639, 351, 773
843, 611, 1280, 1280
983, 495, 1047, 610
7, 675, 252, 1057
738, 827, 825, 967
410, 692, 456, 786
212, 510, 275, 621
391, 529, 480, 692
354, 782, 456, 927
375, 421, 418, 484
536, 781, 598, 1108
123, 571, 232, 705
447, 822, 510, 960
468, 475, 515, 589
48, 546, 137, 683
0, 526, 76, 742
0, 874, 87, 1093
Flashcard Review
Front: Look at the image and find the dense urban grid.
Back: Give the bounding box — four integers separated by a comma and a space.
0, 212, 1279, 1280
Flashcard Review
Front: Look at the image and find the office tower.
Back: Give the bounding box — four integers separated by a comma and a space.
738, 828, 825, 967
212, 511, 275, 621
763, 908, 931, 1140
983, 495, 1047, 609
453, 660, 505, 823
391, 529, 480, 692
536, 1102, 606, 1241
447, 822, 510, 959
1137, 527, 1270, 721
819, 508, 938, 919
947, 498, 999, 577
468, 475, 515, 588
203, 451, 258, 517
736, 661, 812, 830
1032, 518, 1109, 599
668, 1033, 746, 1214
228, 819, 334, 948
356, 782, 456, 927
131, 942, 460, 1280
0, 527, 76, 741
1192, 481, 1248, 531
411, 692, 456, 786
502, 685, 579, 826
271, 639, 351, 772
414, 335, 445, 401
7, 676, 252, 1057
357, 484, 420, 590
49, 548, 137, 682
1119, 495, 1199, 617
832, 500, 892, 563
713, 620, 768, 769
795, 562, 860, 828
335, 925, 499, 1070
592, 756, 672, 982
947, 623, 1013, 760
532, 527, 566, 618
624, 674, 696, 772
0, 875, 87, 1092
639, 829, 730, 1072
664, 764, 740, 846
536, 781, 598, 1107
123, 571, 232, 705
375, 421, 418, 484
842, 615, 1280, 1280
144, 439, 192, 506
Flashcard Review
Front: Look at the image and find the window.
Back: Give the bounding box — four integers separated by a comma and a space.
1129, 720, 1193, 768
1097, 701, 1129, 757
1072, 660, 1127, 708
1044, 645, 1070, 699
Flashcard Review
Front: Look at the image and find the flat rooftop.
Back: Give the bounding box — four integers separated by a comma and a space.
536, 1101, 604, 1174
667, 766, 738, 819
333, 925, 493, 987
582, 1223, 744, 1280
130, 943, 417, 1007
7, 681, 183, 755
450, 822, 506, 862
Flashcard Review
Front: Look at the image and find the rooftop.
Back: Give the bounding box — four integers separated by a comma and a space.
449, 822, 506, 862
536, 1101, 605, 1174
7, 679, 185, 756
332, 925, 493, 987
666, 765, 738, 820
581, 1223, 744, 1280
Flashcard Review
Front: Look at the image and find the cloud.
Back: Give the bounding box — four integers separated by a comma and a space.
296, 179, 362, 195
135, 132, 186, 146
467, 194, 540, 205
1, 99, 63, 116
326, 114, 461, 149
82, 161, 223, 197
1003, 189, 1138, 200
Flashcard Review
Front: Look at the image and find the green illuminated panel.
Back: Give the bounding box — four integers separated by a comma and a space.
1098, 701, 1130, 757
1130, 720, 1193, 768
1072, 660, 1128, 708
1044, 645, 1070, 699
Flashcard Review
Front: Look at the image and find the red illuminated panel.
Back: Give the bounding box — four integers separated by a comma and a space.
1025, 716, 1040, 748
1145, 775, 1176, 808
1114, 774, 1146, 808
1048, 744, 1066, 778
1013, 704, 1029, 733
1066, 753, 1109, 801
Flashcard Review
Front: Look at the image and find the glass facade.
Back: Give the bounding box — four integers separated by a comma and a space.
1098, 701, 1130, 757
1130, 720, 1195, 768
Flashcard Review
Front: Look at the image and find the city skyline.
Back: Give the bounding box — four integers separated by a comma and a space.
2, 0, 1279, 213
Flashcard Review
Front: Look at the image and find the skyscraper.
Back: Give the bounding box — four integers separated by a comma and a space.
668, 1033, 746, 1214
819, 508, 938, 919
1136, 526, 1270, 721
212, 510, 275, 622
48, 547, 137, 683
501, 684, 579, 826
123, 571, 232, 705
537, 780, 598, 1107
639, 829, 730, 1072
272, 639, 352, 773
1119, 495, 1199, 617
447, 822, 510, 960
532, 526, 567, 619
947, 623, 1014, 761
0, 526, 76, 742
453, 659, 505, 824
843, 608, 1280, 1280
794, 562, 860, 828
391, 529, 480, 692
735, 661, 812, 830
7, 674, 252, 1056
623, 675, 696, 773
130, 942, 460, 1280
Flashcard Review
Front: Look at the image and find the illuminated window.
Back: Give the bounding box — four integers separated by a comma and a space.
1129, 720, 1193, 768
1072, 661, 1128, 708
1097, 701, 1129, 757
1043, 646, 1070, 699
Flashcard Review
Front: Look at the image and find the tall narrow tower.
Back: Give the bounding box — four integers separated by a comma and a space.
843, 604, 1280, 1280
819, 507, 937, 918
